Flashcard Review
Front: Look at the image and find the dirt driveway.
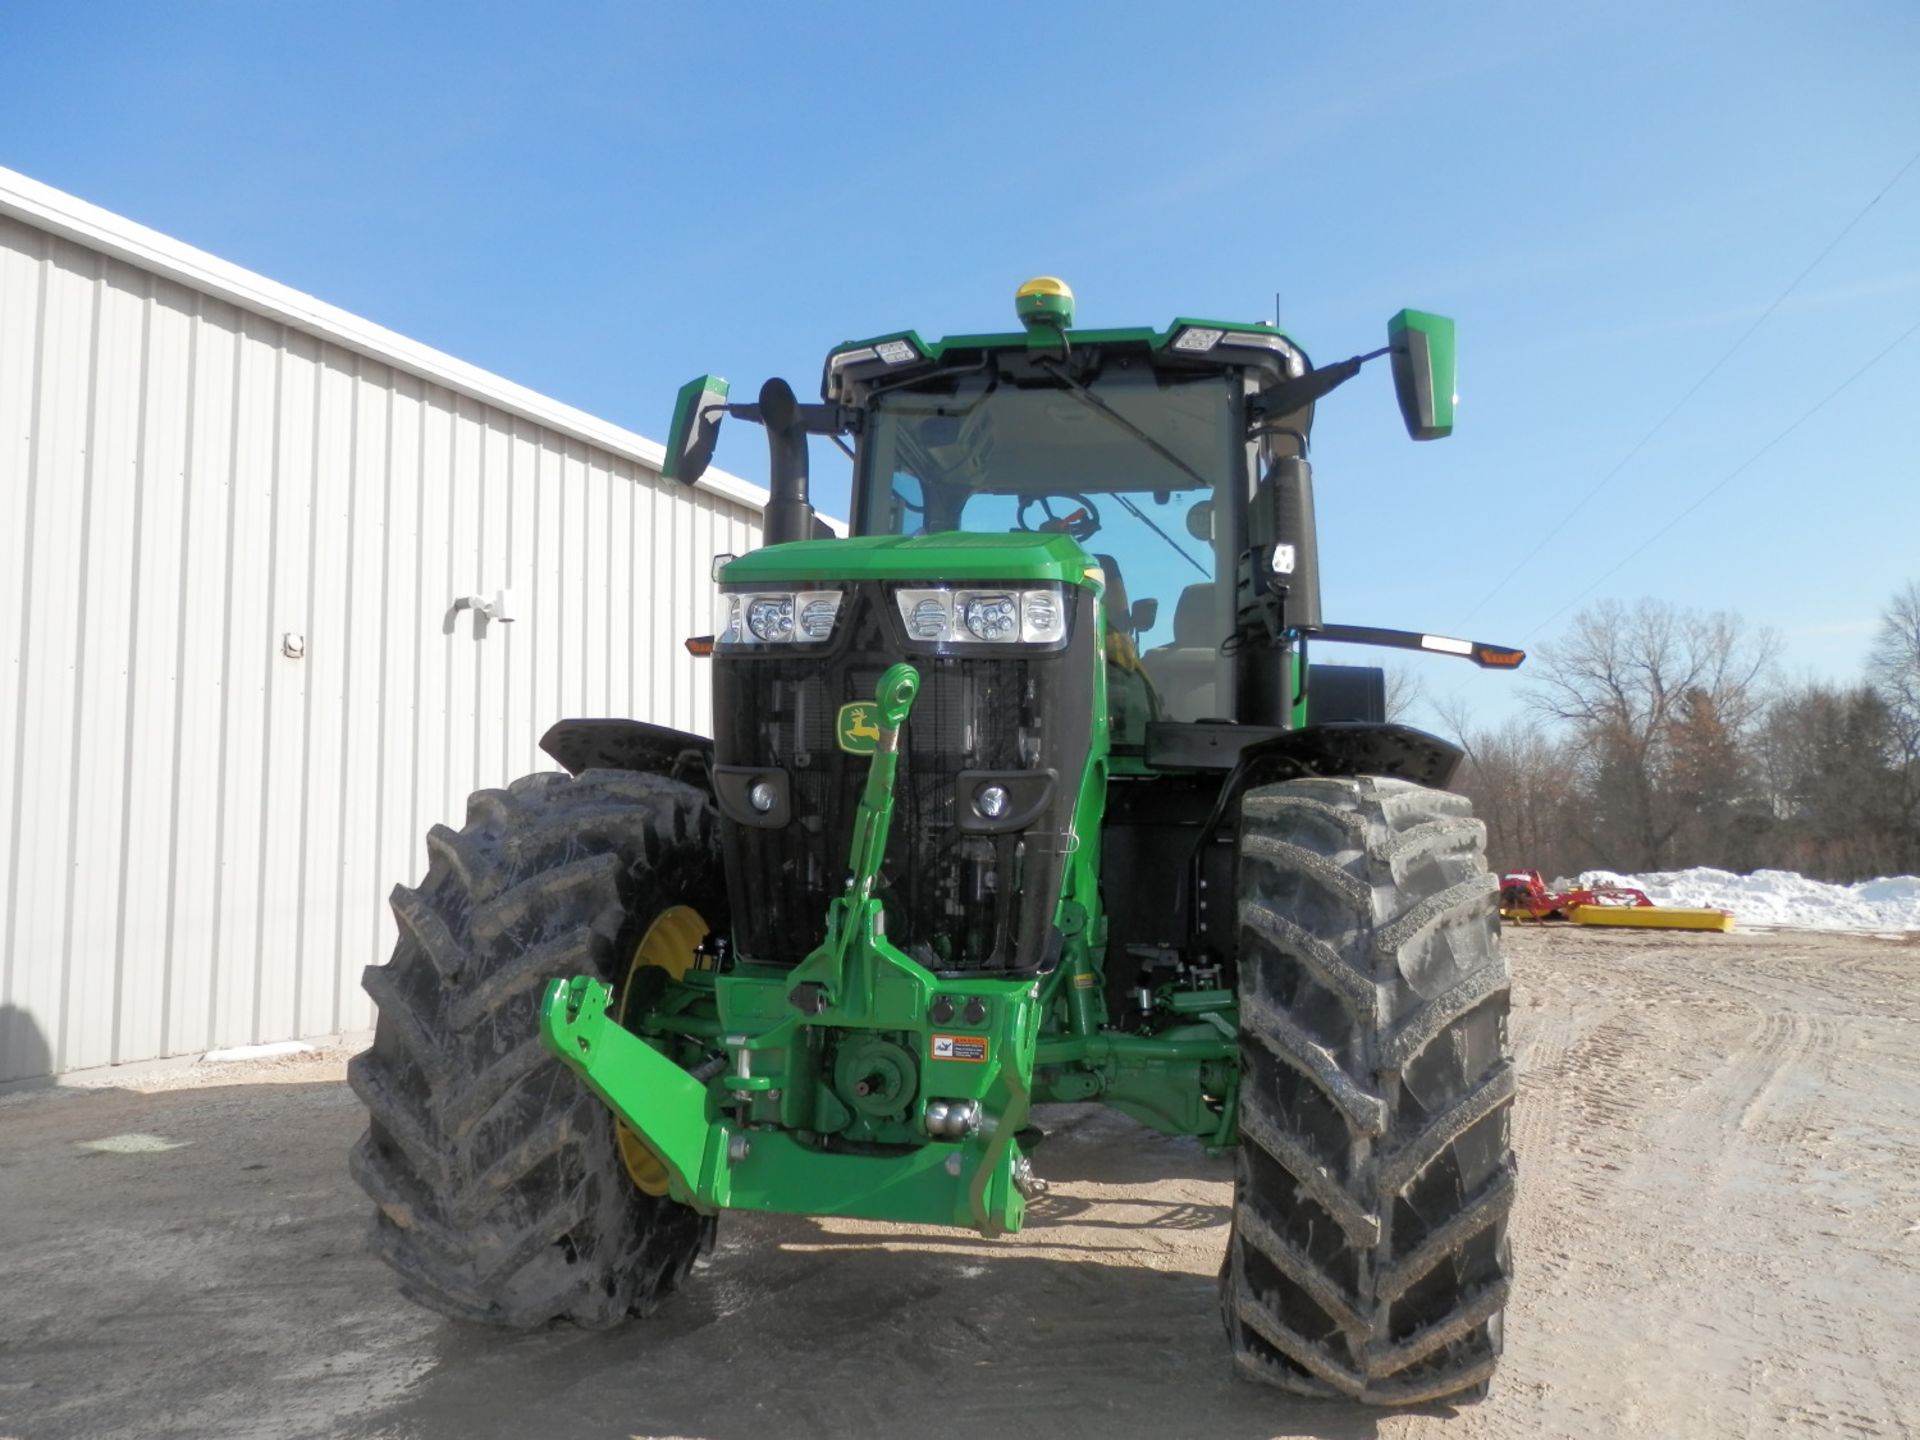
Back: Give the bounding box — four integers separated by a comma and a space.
2, 925, 1916, 1439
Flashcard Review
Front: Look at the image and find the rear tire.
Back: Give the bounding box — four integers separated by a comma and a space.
348, 768, 726, 1328
1223, 776, 1515, 1404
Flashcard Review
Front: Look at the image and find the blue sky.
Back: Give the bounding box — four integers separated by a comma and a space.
4, 2, 1916, 724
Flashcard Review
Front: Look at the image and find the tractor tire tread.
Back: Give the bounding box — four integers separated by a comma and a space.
447, 922, 606, 1031
350, 767, 724, 1330
1226, 775, 1514, 1406
390, 884, 467, 981
1240, 990, 1389, 1136
1239, 901, 1378, 1017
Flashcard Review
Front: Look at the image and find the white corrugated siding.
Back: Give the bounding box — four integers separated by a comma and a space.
0, 200, 763, 1082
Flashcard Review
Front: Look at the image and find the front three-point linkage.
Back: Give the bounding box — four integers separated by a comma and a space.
784, 662, 920, 1019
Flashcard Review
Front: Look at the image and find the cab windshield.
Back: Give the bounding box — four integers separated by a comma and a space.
854, 363, 1239, 726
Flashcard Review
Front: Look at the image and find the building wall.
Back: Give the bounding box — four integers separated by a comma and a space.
0, 180, 764, 1082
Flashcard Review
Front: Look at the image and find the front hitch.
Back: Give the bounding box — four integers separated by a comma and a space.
539, 974, 724, 1201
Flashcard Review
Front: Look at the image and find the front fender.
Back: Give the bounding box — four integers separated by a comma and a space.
538, 718, 712, 786
1238, 721, 1462, 790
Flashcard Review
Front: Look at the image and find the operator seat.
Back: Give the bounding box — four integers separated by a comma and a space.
1143, 583, 1220, 721
1094, 553, 1159, 745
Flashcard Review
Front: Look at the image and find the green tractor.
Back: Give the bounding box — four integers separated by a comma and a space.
350, 277, 1523, 1405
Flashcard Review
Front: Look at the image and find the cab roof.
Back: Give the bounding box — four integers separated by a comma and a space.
820, 317, 1310, 403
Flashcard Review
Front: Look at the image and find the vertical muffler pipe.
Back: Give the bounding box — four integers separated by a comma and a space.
758, 377, 817, 546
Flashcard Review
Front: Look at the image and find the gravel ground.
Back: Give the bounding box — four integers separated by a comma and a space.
1, 924, 1916, 1440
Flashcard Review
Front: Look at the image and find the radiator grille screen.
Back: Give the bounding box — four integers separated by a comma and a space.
711, 584, 1092, 974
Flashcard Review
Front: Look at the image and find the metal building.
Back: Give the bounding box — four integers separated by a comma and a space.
0, 167, 767, 1083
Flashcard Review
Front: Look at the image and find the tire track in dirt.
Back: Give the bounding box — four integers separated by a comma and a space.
4, 927, 1918, 1440
1440, 928, 1916, 1439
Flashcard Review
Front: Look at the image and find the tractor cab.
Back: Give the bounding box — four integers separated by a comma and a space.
839, 304, 1280, 745
828, 277, 1338, 748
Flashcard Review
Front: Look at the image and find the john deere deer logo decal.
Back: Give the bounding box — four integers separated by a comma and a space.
836, 702, 882, 754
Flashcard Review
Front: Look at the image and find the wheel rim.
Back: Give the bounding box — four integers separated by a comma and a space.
614, 904, 708, 1196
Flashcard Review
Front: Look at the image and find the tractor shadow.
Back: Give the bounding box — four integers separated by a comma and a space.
371, 1217, 1449, 1440
368, 1109, 1465, 1440
1022, 1187, 1228, 1231
0, 1002, 53, 1087
1, 1077, 1484, 1440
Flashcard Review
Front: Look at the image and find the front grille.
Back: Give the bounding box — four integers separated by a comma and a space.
712, 584, 1093, 974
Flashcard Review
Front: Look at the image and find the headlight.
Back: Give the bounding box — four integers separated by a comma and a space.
1020, 589, 1065, 644
906, 595, 950, 641
895, 585, 1071, 647
1172, 326, 1224, 352
1173, 324, 1308, 377
961, 594, 1018, 641
799, 596, 840, 640
747, 596, 794, 642
716, 590, 844, 646
824, 335, 926, 399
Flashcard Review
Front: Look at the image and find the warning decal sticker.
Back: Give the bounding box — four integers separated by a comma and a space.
930, 1034, 988, 1063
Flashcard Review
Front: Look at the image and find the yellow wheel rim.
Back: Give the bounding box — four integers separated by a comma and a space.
614, 904, 709, 1197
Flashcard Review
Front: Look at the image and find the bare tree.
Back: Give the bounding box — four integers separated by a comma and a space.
1867, 580, 1920, 868
1433, 694, 1584, 878
1525, 599, 1775, 870
1382, 664, 1425, 724
1436, 591, 1914, 883
1869, 581, 1920, 716
1757, 681, 1903, 879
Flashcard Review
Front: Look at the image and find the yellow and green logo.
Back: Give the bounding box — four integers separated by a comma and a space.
836, 702, 882, 754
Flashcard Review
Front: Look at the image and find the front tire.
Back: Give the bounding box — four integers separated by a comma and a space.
1223, 776, 1515, 1404
348, 768, 726, 1328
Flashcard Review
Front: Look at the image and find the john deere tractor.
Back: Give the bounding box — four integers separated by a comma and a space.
350, 278, 1523, 1405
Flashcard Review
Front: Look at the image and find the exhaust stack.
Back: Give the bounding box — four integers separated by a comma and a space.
756, 377, 817, 546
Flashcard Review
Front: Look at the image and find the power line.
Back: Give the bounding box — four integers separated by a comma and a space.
1522, 313, 1920, 642
1459, 145, 1920, 627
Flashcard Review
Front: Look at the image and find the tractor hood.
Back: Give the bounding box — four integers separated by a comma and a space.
717, 531, 1100, 589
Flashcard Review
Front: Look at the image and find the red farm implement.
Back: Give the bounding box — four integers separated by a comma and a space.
1498, 870, 1733, 932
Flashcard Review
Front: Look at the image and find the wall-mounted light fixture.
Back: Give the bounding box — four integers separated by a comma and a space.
458, 588, 518, 624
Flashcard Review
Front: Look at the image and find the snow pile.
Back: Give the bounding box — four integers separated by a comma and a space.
1577, 867, 1920, 931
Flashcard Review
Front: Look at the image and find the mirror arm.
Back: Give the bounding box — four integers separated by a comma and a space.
1301, 622, 1526, 671
724, 401, 856, 437
1258, 346, 1390, 416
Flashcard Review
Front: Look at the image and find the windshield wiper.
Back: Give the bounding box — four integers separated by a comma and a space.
1109, 492, 1208, 577
1034, 356, 1210, 576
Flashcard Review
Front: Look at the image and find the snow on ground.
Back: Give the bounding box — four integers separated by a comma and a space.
202, 1040, 315, 1063
1578, 867, 1920, 931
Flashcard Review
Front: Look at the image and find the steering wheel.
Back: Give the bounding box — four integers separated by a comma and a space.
1015, 492, 1103, 543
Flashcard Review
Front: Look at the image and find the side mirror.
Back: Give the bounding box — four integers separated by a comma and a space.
1387, 310, 1456, 441
663, 374, 730, 484
1129, 598, 1159, 635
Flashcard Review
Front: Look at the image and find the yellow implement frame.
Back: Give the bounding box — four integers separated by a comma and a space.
1567, 904, 1734, 933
